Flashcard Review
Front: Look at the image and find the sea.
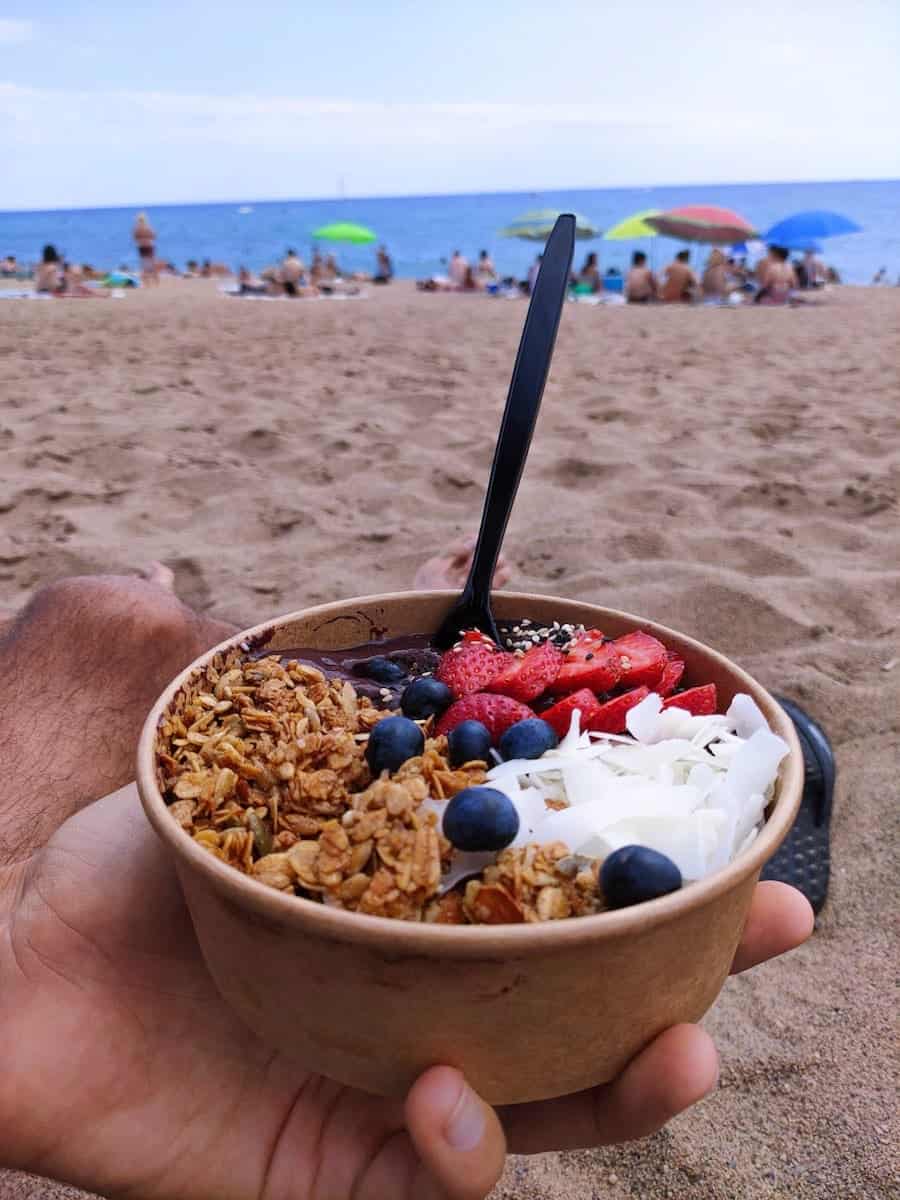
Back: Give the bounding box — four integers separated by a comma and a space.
1, 179, 897, 286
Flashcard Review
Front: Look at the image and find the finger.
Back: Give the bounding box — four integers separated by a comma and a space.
405, 1066, 507, 1199
730, 881, 814, 975
501, 1024, 719, 1154
445, 538, 476, 564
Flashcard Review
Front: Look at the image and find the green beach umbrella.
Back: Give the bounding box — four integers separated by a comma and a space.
500, 209, 599, 240
311, 221, 377, 244
603, 209, 661, 240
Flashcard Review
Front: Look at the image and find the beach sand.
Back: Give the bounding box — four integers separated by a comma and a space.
1, 279, 898, 1199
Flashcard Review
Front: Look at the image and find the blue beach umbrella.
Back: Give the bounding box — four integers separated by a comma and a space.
762, 210, 861, 249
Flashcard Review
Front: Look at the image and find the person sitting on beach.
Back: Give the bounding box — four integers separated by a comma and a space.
132, 212, 158, 287
804, 250, 826, 288
1, 254, 17, 277
728, 256, 750, 288
34, 244, 63, 293
461, 264, 481, 291
755, 246, 797, 304
279, 248, 306, 296
374, 245, 393, 284
255, 266, 284, 296
754, 248, 773, 289
448, 249, 468, 287
526, 253, 542, 294
475, 249, 497, 283
701, 249, 730, 300
236, 265, 268, 296
660, 250, 698, 302
625, 250, 657, 302
577, 251, 601, 293
57, 262, 110, 299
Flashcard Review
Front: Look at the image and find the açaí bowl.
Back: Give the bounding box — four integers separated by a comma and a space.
136, 591, 802, 1105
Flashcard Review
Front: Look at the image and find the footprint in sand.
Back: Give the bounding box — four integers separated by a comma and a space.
685, 534, 808, 577
728, 480, 808, 512
543, 456, 627, 483
169, 556, 212, 610
234, 427, 281, 457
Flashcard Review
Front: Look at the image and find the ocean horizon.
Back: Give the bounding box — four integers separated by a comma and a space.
2, 178, 898, 285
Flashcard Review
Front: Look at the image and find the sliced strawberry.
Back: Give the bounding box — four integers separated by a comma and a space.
541, 688, 605, 738
661, 684, 717, 716
611, 631, 667, 689
548, 630, 622, 695
435, 640, 512, 699
435, 693, 536, 740
488, 641, 563, 702
655, 655, 685, 698
461, 629, 495, 645
587, 687, 651, 734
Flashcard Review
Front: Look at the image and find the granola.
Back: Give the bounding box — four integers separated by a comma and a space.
155, 650, 600, 924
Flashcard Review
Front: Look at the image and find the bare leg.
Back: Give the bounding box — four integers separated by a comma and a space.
0, 575, 234, 864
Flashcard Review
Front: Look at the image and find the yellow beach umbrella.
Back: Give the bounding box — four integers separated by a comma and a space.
603, 210, 661, 240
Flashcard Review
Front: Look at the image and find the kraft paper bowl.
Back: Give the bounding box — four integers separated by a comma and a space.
137, 591, 802, 1104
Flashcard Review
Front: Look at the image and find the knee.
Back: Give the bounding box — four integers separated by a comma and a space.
22, 575, 202, 661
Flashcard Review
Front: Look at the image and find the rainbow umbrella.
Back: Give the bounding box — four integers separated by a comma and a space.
603, 209, 661, 240
311, 221, 377, 244
646, 205, 757, 245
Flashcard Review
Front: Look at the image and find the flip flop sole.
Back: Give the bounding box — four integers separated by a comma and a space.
761, 696, 835, 914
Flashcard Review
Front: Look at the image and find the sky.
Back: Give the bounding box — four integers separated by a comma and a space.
2, 1, 899, 210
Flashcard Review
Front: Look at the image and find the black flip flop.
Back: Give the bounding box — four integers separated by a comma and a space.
760, 696, 835, 914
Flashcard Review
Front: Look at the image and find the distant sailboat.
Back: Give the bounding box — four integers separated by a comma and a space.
238, 205, 253, 214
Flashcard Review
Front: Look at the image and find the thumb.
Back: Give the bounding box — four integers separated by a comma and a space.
405, 1067, 507, 1199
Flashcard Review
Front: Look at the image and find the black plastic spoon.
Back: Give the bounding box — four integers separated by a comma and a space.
434, 214, 576, 649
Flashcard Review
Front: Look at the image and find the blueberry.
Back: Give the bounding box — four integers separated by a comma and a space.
498, 718, 558, 762
400, 676, 453, 720
358, 655, 406, 684
442, 786, 519, 852
600, 845, 682, 909
447, 720, 493, 766
366, 715, 425, 775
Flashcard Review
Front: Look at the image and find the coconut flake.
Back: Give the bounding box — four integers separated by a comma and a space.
727, 692, 769, 738
625, 691, 664, 741
579, 809, 729, 881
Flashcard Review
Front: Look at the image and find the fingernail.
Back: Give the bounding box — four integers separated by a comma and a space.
444, 1078, 485, 1152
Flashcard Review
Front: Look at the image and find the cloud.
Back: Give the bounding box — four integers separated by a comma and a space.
0, 18, 33, 44
1, 81, 898, 209
1, 81, 894, 147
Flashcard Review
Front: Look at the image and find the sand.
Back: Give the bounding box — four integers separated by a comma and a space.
1, 279, 898, 1199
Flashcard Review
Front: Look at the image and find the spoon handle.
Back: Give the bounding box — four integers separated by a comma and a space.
457, 215, 576, 636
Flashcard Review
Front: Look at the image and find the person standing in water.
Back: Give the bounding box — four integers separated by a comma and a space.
132, 213, 158, 286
